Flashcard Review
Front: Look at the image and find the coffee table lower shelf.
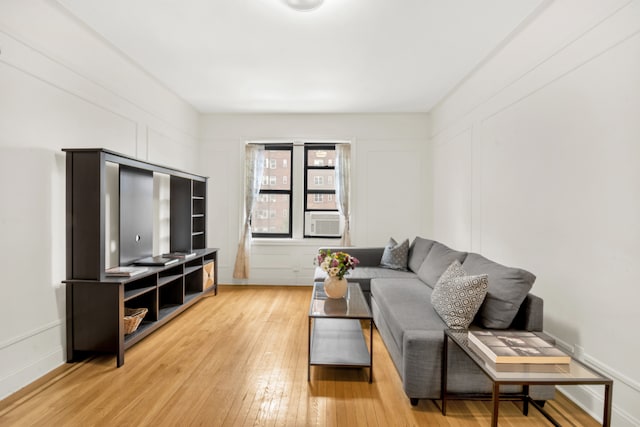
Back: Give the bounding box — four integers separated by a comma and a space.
308, 318, 372, 382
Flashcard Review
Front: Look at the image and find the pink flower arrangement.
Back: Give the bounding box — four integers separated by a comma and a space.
316, 249, 359, 280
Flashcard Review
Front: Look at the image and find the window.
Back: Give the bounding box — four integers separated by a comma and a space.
252, 145, 292, 238
305, 145, 337, 211
250, 142, 343, 239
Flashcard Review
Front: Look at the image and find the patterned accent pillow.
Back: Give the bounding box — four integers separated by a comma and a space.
380, 237, 410, 271
431, 260, 488, 329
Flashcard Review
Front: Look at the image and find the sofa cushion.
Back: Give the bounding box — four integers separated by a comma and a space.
314, 266, 417, 295
431, 260, 488, 329
417, 241, 468, 288
407, 236, 435, 273
314, 266, 417, 282
462, 253, 536, 329
380, 237, 410, 271
318, 247, 384, 267
371, 278, 445, 352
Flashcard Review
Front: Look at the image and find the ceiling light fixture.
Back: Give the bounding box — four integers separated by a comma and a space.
282, 0, 324, 12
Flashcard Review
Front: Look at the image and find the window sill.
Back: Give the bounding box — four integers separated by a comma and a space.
252, 238, 341, 247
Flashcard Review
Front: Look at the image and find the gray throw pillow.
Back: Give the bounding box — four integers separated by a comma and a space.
380, 237, 410, 271
407, 236, 435, 273
462, 253, 536, 329
417, 241, 468, 288
431, 260, 488, 329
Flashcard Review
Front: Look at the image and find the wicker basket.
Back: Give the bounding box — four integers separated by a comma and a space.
124, 307, 148, 335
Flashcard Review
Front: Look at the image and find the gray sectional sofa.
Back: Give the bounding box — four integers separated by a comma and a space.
314, 237, 555, 405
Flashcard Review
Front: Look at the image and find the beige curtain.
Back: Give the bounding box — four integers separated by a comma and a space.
233, 144, 265, 279
335, 144, 352, 246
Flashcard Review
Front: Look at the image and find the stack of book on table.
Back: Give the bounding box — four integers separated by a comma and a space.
468, 330, 570, 372
134, 256, 179, 266
105, 266, 149, 277
162, 252, 196, 259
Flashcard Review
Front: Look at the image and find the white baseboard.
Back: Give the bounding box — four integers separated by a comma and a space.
0, 322, 65, 400
550, 335, 640, 426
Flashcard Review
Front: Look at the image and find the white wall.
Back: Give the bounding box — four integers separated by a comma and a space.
0, 1, 200, 399
6, 1, 634, 422
200, 114, 431, 285
430, 1, 640, 425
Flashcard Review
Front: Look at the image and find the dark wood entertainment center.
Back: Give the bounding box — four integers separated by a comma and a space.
63, 148, 218, 367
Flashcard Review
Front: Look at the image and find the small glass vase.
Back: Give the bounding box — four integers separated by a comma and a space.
323, 276, 348, 299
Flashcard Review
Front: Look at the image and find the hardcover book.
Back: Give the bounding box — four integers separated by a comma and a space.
163, 252, 196, 259
134, 256, 179, 266
105, 266, 149, 277
468, 342, 572, 373
468, 330, 570, 364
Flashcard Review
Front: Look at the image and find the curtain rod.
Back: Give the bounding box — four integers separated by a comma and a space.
246, 141, 350, 146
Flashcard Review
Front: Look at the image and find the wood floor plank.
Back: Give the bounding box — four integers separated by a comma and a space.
0, 285, 602, 427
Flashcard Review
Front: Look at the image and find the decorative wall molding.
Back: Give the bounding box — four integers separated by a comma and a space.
551, 334, 640, 426
0, 7, 199, 400
430, 2, 640, 424
0, 323, 65, 399
0, 320, 61, 351
0, 28, 197, 144
431, 0, 639, 141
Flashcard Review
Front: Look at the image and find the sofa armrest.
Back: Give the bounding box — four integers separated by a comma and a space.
509, 293, 544, 331
317, 247, 384, 267
402, 330, 444, 398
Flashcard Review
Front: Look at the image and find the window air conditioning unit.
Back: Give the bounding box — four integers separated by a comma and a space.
305, 212, 343, 237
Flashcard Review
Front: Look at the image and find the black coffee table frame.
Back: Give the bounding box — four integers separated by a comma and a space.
442, 329, 613, 426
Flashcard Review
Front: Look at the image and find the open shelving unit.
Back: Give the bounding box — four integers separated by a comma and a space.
63, 148, 218, 367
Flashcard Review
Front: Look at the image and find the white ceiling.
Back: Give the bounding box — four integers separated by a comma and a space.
58, 0, 543, 114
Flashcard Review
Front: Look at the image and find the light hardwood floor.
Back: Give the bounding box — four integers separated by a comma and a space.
1, 285, 600, 426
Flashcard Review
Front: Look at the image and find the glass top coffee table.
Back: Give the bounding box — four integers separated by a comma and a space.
443, 329, 613, 426
308, 282, 373, 383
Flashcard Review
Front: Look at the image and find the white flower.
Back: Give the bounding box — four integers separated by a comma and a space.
329, 267, 340, 277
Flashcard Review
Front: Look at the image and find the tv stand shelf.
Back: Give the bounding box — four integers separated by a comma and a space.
63, 148, 218, 367
65, 249, 217, 367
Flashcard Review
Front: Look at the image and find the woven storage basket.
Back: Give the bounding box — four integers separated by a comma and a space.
124, 307, 148, 335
